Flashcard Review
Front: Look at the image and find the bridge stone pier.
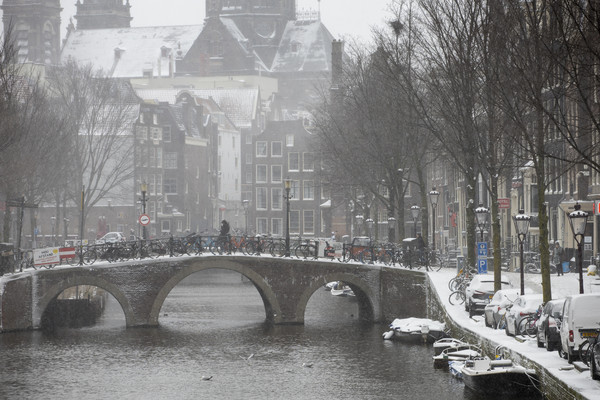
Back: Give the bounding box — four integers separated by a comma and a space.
0, 256, 430, 332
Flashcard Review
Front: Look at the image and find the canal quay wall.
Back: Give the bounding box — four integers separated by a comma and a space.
424, 273, 588, 400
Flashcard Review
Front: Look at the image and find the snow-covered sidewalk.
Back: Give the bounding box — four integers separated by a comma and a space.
428, 268, 600, 399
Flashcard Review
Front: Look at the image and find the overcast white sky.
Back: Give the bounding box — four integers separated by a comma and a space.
59, 0, 392, 42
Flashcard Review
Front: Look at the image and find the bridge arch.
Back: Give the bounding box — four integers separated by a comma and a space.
148, 258, 282, 325
296, 273, 376, 324
35, 275, 134, 329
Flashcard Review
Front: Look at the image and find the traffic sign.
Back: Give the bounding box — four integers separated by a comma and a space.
477, 242, 488, 257
497, 198, 510, 209
139, 214, 150, 226
478, 258, 488, 274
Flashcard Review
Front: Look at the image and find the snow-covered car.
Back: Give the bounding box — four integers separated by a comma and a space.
96, 232, 126, 244
535, 298, 565, 351
504, 294, 544, 336
560, 293, 600, 363
483, 288, 521, 328
465, 275, 513, 317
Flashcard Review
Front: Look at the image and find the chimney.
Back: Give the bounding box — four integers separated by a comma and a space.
331, 40, 344, 88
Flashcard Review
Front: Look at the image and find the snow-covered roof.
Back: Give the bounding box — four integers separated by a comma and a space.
60, 25, 202, 78
271, 20, 334, 73
134, 88, 259, 129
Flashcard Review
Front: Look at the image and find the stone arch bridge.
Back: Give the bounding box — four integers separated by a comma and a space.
0, 255, 430, 332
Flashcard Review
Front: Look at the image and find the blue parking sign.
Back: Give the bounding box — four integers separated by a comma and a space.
478, 258, 488, 274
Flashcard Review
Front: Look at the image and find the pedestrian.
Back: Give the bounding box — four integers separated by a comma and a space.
415, 233, 425, 263
553, 241, 564, 276
219, 219, 230, 252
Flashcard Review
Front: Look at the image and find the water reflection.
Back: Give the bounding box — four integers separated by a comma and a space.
0, 269, 477, 399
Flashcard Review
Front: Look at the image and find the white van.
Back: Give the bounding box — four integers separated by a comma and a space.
560, 293, 600, 363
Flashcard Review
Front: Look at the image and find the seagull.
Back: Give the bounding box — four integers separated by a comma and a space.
201, 375, 213, 381
239, 353, 254, 360
302, 362, 313, 368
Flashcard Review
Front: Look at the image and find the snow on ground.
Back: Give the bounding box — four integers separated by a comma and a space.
428, 268, 600, 399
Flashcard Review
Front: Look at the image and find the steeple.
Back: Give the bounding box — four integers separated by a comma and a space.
74, 0, 132, 30
0, 0, 62, 65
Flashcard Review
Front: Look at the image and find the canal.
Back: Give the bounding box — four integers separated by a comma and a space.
0, 269, 481, 399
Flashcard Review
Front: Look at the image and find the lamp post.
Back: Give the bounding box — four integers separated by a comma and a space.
429, 187, 440, 250
140, 182, 148, 240
243, 199, 249, 235
513, 209, 531, 295
284, 178, 292, 257
63, 218, 69, 245
475, 204, 489, 242
51, 216, 56, 246
366, 218, 374, 242
410, 204, 420, 237
355, 214, 364, 236
388, 217, 396, 243
568, 202, 589, 294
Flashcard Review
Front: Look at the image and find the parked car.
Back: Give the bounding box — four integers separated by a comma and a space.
504, 294, 544, 336
535, 299, 565, 351
96, 232, 126, 244
483, 288, 521, 328
560, 293, 600, 363
465, 275, 513, 317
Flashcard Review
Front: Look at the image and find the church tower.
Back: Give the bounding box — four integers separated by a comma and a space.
1, 0, 62, 65
74, 0, 132, 30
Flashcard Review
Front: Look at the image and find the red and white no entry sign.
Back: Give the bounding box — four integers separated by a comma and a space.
139, 214, 150, 226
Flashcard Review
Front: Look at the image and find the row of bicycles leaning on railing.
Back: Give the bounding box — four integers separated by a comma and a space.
18, 232, 452, 270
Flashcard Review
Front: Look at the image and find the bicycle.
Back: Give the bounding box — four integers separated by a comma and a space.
294, 238, 318, 259
448, 288, 466, 305
579, 330, 600, 367
518, 306, 541, 337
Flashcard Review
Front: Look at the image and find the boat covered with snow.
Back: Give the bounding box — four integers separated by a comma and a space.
432, 345, 482, 368
461, 358, 541, 397
389, 317, 447, 343
432, 337, 468, 356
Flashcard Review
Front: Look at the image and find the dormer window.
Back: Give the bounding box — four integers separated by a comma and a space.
161, 46, 170, 58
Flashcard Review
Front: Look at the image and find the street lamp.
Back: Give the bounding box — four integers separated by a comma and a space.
513, 209, 531, 296
284, 178, 292, 257
388, 217, 396, 242
410, 204, 420, 237
475, 204, 489, 242
366, 218, 374, 242
140, 181, 148, 240
429, 187, 440, 250
243, 199, 250, 235
568, 202, 589, 294
51, 216, 56, 246
355, 214, 364, 236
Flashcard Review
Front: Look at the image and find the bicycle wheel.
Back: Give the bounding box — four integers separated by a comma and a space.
518, 317, 536, 337
580, 340, 592, 366
380, 250, 394, 265
448, 290, 465, 305
359, 248, 374, 264
497, 314, 507, 330
270, 241, 286, 257
82, 249, 97, 265
430, 254, 443, 272
295, 245, 309, 259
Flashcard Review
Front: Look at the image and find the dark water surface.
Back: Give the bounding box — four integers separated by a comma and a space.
0, 269, 479, 399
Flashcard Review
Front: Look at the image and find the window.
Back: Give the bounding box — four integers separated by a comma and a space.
161, 220, 170, 232
271, 165, 282, 183
150, 148, 163, 168
303, 210, 314, 234
271, 218, 282, 236
152, 113, 158, 125
246, 171, 252, 184
257, 218, 268, 234
272, 141, 282, 157
286, 134, 294, 147
162, 126, 171, 142
136, 125, 148, 139
303, 153, 314, 171
290, 210, 300, 233
303, 180, 314, 200
256, 141, 267, 157
272, 188, 282, 210
288, 153, 299, 171
164, 178, 177, 194
246, 153, 252, 164
256, 165, 267, 183
164, 152, 178, 169
246, 134, 253, 144
290, 180, 300, 200
256, 187, 267, 210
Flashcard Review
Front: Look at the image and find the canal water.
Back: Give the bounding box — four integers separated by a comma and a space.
0, 269, 481, 399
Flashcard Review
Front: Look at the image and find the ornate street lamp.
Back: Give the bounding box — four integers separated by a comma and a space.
429, 187, 440, 250
355, 214, 364, 236
366, 218, 374, 242
140, 181, 148, 240
569, 202, 589, 294
243, 199, 250, 236
284, 178, 292, 257
513, 209, 531, 295
410, 204, 420, 237
475, 204, 489, 242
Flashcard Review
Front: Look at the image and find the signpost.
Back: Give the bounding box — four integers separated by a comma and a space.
477, 241, 488, 274
139, 214, 150, 226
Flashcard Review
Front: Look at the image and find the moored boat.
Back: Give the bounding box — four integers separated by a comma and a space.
461, 358, 541, 397
389, 317, 447, 343
432, 345, 482, 369
432, 337, 468, 356
330, 281, 355, 297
